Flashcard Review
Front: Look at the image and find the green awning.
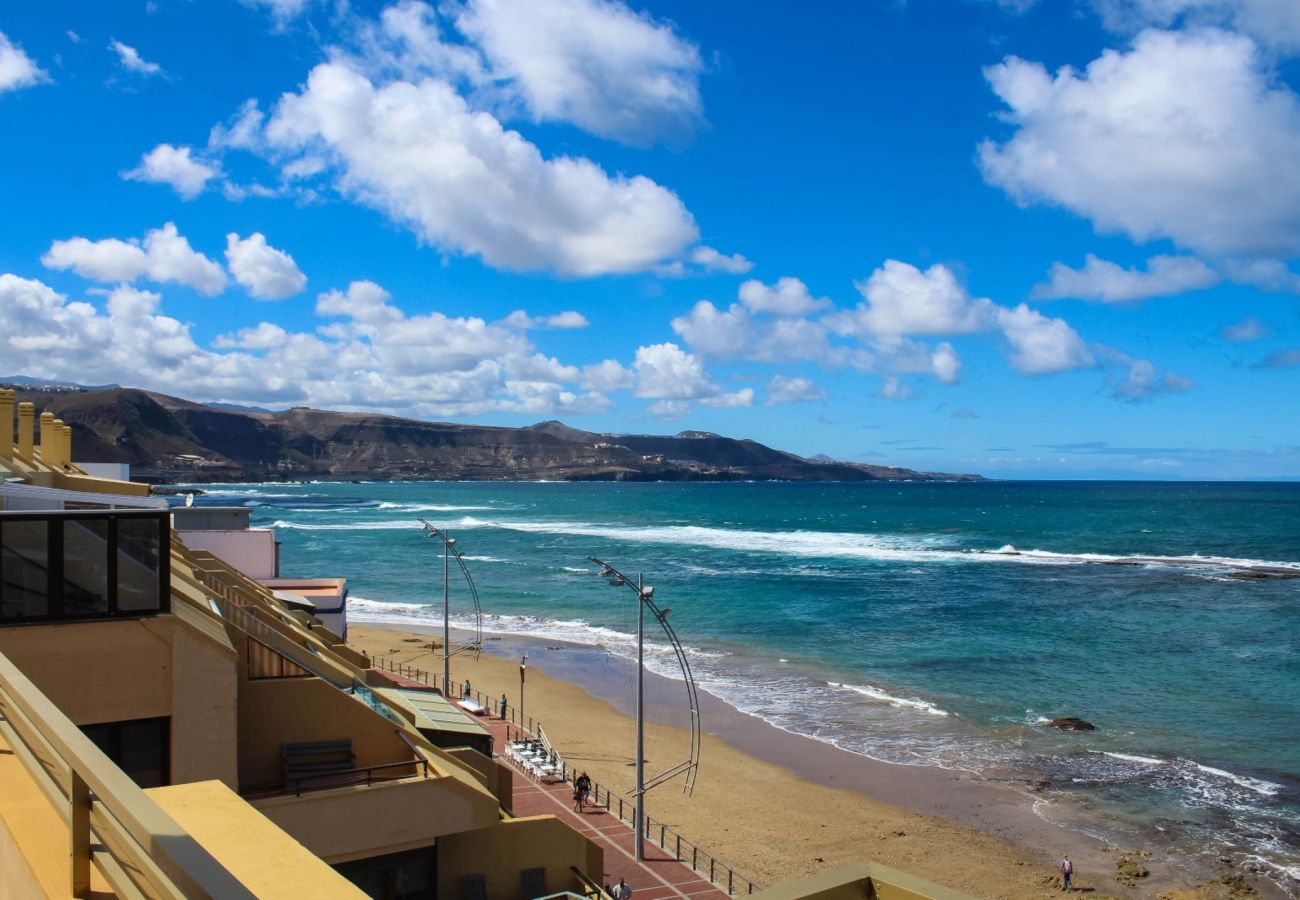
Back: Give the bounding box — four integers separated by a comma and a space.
375, 687, 491, 738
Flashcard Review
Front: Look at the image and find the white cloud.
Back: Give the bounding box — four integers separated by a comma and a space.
690, 246, 754, 275
0, 31, 48, 93
225, 233, 307, 300
766, 375, 826, 406
994, 304, 1096, 374
580, 359, 635, 392
1034, 254, 1220, 302
124, 144, 220, 199
979, 29, 1300, 258
109, 39, 163, 77
842, 261, 994, 335
241, 0, 315, 27
1098, 347, 1195, 400
876, 377, 913, 401
633, 342, 718, 400
259, 61, 697, 275
213, 322, 290, 350
0, 273, 620, 418
452, 0, 704, 146
738, 277, 829, 316
501, 310, 590, 329
1220, 258, 1300, 293
1090, 0, 1300, 52
42, 223, 227, 296
1221, 315, 1271, 342
700, 388, 753, 408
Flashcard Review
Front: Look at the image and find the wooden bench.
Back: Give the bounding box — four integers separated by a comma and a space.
281, 740, 356, 783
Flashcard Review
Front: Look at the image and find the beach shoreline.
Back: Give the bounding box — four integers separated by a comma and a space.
348, 620, 1275, 899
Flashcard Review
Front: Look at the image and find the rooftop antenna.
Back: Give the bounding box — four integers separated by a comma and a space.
586, 556, 701, 862
419, 519, 483, 694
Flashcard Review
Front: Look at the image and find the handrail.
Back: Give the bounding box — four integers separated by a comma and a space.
247, 756, 431, 799
0, 650, 256, 898
568, 864, 614, 899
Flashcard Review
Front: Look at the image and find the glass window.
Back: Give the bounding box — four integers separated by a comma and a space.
62, 518, 109, 617
82, 717, 170, 789
0, 519, 49, 620
116, 517, 162, 612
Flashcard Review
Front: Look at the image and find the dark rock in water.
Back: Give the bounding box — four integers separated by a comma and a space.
1047, 716, 1096, 731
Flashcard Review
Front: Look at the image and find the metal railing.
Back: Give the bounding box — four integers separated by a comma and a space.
365, 655, 759, 896
0, 650, 256, 898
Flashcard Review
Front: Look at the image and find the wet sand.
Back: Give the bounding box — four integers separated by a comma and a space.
349, 622, 1275, 899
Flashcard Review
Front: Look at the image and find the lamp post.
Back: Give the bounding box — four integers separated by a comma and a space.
519, 654, 528, 731
586, 558, 654, 862
418, 521, 483, 697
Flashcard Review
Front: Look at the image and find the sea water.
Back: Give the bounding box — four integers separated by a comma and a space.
181, 480, 1300, 884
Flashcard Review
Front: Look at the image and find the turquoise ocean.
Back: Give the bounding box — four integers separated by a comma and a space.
181, 480, 1300, 885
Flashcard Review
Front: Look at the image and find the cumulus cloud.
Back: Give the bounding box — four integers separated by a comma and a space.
42, 223, 227, 296
124, 144, 220, 199
580, 359, 635, 392
0, 30, 48, 93
1221, 315, 1271, 342
994, 304, 1096, 374
1220, 258, 1300, 293
225, 233, 307, 300
451, 0, 704, 146
979, 29, 1300, 258
241, 0, 315, 26
738, 277, 829, 316
1034, 254, 1221, 302
766, 375, 826, 406
629, 342, 750, 415
109, 39, 163, 77
689, 246, 754, 275
0, 273, 613, 417
255, 61, 696, 275
843, 261, 993, 335
876, 378, 913, 401
1090, 0, 1300, 52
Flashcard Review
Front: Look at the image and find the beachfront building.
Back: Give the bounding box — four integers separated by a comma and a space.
0, 388, 603, 899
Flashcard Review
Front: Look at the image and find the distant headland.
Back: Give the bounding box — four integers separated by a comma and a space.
4, 381, 985, 484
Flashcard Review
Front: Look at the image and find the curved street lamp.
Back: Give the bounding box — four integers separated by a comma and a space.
418, 519, 483, 694
586, 556, 700, 861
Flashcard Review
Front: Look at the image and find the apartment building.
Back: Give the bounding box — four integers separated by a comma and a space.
0, 389, 603, 899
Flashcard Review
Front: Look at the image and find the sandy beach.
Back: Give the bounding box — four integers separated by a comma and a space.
347, 623, 1265, 899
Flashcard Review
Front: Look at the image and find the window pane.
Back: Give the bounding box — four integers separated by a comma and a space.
116, 517, 162, 611
0, 519, 49, 620
63, 518, 109, 616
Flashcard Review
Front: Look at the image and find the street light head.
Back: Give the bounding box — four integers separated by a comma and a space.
658, 607, 671, 619
446, 537, 456, 546
608, 577, 626, 586
641, 586, 654, 600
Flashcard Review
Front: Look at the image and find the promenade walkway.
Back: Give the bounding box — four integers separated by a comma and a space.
479, 714, 731, 900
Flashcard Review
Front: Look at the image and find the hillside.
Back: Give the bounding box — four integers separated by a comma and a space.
10, 385, 984, 484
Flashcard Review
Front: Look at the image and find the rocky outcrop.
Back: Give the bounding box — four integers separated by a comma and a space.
1047, 717, 1097, 731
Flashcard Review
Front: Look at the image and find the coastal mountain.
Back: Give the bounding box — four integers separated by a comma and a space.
8, 384, 983, 483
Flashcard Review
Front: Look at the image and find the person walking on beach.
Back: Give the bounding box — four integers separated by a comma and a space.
1060, 855, 1073, 891
499, 693, 508, 719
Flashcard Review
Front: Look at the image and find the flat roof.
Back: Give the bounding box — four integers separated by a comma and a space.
376, 687, 491, 738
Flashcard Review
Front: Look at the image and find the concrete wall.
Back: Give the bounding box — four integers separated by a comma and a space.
74, 461, 131, 481
749, 860, 977, 900
0, 616, 239, 787
236, 676, 414, 787
253, 774, 494, 864
445, 747, 514, 810
436, 816, 603, 900
179, 530, 278, 580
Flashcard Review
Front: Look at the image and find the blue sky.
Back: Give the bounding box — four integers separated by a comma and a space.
1, 0, 1298, 479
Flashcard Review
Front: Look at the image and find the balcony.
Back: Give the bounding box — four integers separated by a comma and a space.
0, 509, 169, 624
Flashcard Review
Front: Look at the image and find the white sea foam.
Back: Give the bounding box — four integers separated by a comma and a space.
270, 519, 419, 531
1189, 761, 1282, 798
374, 502, 497, 512
1099, 751, 1165, 766
828, 681, 951, 716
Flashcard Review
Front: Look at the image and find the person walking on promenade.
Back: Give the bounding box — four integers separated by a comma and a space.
574, 771, 592, 812
462, 679, 471, 699
1060, 855, 1073, 891
613, 877, 632, 900
499, 693, 508, 719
